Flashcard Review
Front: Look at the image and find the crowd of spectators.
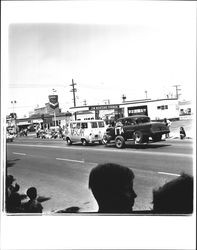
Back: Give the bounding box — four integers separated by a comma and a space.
6, 175, 43, 214
6, 163, 193, 215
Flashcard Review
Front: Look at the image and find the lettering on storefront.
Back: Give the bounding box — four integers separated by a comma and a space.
89, 105, 119, 111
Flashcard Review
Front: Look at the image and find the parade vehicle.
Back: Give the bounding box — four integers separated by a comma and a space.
102, 115, 169, 148
63, 120, 106, 146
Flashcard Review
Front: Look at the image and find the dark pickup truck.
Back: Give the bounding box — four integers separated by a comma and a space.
102, 115, 169, 148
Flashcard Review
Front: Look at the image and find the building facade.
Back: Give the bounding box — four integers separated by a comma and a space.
69, 98, 180, 122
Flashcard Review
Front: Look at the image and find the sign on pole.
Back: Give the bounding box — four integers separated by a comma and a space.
48, 95, 59, 109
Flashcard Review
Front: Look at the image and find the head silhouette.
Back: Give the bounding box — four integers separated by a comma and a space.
153, 173, 193, 214
89, 163, 137, 213
27, 187, 37, 200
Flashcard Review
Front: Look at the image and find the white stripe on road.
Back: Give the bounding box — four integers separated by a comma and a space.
8, 143, 193, 158
12, 152, 26, 156
56, 158, 84, 163
158, 172, 180, 177
56, 157, 97, 165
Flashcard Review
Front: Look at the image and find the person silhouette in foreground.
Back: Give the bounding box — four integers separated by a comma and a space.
89, 163, 137, 213
8, 192, 24, 213
6, 175, 21, 212
152, 173, 193, 214
24, 187, 43, 213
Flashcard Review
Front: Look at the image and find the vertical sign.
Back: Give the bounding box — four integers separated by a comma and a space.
48, 95, 59, 109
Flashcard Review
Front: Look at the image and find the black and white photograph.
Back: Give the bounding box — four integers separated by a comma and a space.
1, 1, 196, 249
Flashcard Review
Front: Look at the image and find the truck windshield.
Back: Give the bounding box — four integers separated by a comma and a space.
136, 117, 150, 124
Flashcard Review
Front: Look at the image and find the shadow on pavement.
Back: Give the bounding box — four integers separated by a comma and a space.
55, 206, 81, 213
37, 196, 51, 203
105, 142, 171, 149
6, 159, 20, 168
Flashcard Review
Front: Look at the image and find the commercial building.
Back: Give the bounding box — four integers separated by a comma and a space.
69, 98, 181, 122
6, 96, 193, 132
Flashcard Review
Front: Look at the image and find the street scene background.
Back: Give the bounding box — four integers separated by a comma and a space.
1, 1, 196, 250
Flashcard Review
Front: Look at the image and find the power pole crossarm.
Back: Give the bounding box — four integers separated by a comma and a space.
173, 85, 181, 99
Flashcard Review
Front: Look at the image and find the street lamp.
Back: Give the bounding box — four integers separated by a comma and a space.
11, 100, 16, 114
145, 90, 148, 99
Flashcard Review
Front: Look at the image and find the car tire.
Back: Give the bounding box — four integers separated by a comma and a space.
115, 136, 125, 149
81, 139, 88, 146
66, 138, 72, 145
152, 134, 162, 142
134, 131, 144, 144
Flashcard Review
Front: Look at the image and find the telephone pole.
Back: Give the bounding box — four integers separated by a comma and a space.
173, 85, 181, 99
70, 79, 77, 107
70, 79, 77, 120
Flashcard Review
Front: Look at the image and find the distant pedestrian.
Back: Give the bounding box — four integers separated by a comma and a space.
180, 126, 186, 139
89, 163, 137, 213
24, 187, 43, 213
164, 118, 171, 138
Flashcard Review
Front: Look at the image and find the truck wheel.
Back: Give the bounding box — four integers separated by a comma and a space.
115, 136, 125, 149
152, 134, 162, 142
66, 138, 72, 145
134, 131, 143, 144
82, 139, 88, 146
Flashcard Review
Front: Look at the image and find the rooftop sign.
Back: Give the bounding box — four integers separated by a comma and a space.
89, 105, 119, 111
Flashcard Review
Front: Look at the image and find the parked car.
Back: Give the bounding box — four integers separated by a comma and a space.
63, 120, 106, 146
102, 115, 169, 148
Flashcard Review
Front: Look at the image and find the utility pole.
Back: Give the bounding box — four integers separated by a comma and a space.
70, 79, 77, 120
70, 79, 77, 107
173, 84, 181, 99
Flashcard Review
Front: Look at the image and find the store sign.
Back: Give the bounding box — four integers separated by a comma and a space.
89, 105, 119, 111
49, 95, 59, 109
128, 105, 148, 116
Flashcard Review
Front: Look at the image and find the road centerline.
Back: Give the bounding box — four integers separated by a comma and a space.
12, 152, 26, 156
56, 158, 84, 163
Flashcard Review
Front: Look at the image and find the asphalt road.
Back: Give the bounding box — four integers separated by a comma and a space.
5, 137, 193, 213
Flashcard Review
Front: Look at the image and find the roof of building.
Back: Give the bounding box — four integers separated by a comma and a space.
69, 98, 178, 109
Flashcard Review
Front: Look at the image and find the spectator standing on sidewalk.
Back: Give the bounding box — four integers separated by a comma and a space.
164, 118, 171, 138
180, 126, 186, 139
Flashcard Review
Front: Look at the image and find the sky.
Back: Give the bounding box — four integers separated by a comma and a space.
2, 1, 196, 118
